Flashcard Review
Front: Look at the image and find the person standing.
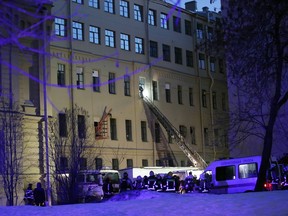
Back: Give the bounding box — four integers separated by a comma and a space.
33, 182, 46, 206
24, 183, 34, 205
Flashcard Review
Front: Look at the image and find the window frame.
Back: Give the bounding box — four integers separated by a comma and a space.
120, 0, 129, 18
105, 29, 115, 47
104, 0, 115, 14
57, 63, 65, 86
89, 25, 100, 44
120, 33, 130, 51
72, 21, 84, 41
134, 4, 143, 22
160, 13, 169, 29
135, 37, 144, 54
55, 17, 67, 37
108, 72, 116, 94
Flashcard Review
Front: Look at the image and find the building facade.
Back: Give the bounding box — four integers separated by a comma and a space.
0, 0, 229, 205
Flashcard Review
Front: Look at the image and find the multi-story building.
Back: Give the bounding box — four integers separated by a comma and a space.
0, 0, 229, 205
49, 0, 229, 168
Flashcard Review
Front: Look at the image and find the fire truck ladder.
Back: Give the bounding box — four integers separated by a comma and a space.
143, 96, 208, 169
95, 106, 112, 139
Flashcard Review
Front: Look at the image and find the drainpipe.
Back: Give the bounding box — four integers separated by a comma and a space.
207, 55, 215, 160
144, 0, 155, 166
41, 6, 51, 206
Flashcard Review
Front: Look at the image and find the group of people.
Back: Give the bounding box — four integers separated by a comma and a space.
118, 171, 198, 193
24, 182, 46, 206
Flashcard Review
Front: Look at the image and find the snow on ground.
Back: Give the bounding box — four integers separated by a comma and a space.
1, 190, 288, 216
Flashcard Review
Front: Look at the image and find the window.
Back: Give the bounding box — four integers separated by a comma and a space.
219, 59, 224, 73
0, 131, 4, 174
150, 41, 158, 58
95, 158, 103, 170
57, 63, 65, 86
185, 20, 192, 35
214, 128, 219, 146
202, 90, 207, 107
186, 50, 193, 67
239, 163, 258, 179
59, 113, 67, 137
72, 21, 83, 40
141, 121, 147, 142
60, 157, 68, 171
162, 44, 171, 62
222, 92, 227, 111
204, 128, 209, 146
178, 85, 183, 104
199, 53, 205, 69
125, 120, 132, 141
189, 87, 194, 106
120, 33, 130, 51
210, 57, 216, 72
92, 70, 100, 92
105, 30, 115, 47
207, 27, 213, 40
175, 47, 182, 65
89, 26, 100, 44
76, 67, 84, 89
72, 0, 83, 4
168, 132, 173, 143
112, 158, 119, 170
108, 72, 116, 94
89, 0, 99, 8
135, 37, 144, 54
78, 115, 85, 139
160, 13, 169, 29
197, 23, 204, 39
165, 83, 171, 103
190, 127, 196, 145
148, 9, 156, 26
179, 125, 187, 138
212, 91, 217, 109
156, 160, 162, 166
173, 16, 181, 33
55, 18, 67, 37
120, 0, 129, 17
152, 81, 158, 101
216, 166, 235, 181
134, 4, 143, 22
155, 123, 160, 143
142, 159, 148, 167
104, 0, 114, 14
110, 118, 117, 140
127, 159, 133, 168
124, 75, 130, 96
80, 158, 87, 170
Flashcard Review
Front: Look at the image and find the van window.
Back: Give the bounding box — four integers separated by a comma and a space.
216, 165, 235, 181
238, 163, 258, 179
103, 172, 120, 184
86, 174, 101, 184
77, 174, 85, 183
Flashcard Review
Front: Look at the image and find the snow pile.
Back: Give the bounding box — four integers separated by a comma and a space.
108, 190, 161, 202
0, 190, 288, 216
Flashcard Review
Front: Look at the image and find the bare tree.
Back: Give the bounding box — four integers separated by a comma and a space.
0, 97, 24, 206
222, 0, 288, 191
48, 104, 98, 204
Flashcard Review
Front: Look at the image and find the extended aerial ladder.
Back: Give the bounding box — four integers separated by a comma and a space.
142, 96, 208, 169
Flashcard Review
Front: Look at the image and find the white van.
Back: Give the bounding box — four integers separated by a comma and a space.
199, 156, 262, 194
100, 169, 121, 194
76, 170, 104, 202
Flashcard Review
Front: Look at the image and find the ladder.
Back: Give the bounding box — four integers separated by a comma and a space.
95, 106, 112, 139
143, 96, 207, 169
